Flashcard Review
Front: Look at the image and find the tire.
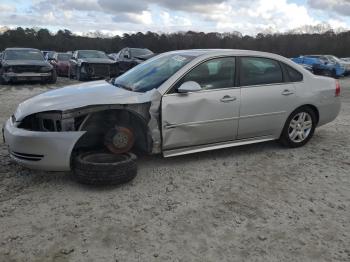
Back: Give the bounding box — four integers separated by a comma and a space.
279, 106, 317, 148
48, 70, 57, 84
73, 152, 137, 185
68, 67, 74, 79
76, 67, 82, 81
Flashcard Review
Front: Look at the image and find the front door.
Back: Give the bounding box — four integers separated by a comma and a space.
161, 57, 240, 150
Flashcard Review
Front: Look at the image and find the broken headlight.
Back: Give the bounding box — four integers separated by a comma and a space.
18, 111, 76, 132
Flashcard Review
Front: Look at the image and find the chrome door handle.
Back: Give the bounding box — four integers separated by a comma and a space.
282, 89, 294, 96
220, 95, 237, 103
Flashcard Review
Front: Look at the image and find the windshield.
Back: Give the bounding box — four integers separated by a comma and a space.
130, 48, 153, 57
78, 50, 109, 59
4, 50, 44, 61
57, 53, 72, 61
114, 53, 196, 93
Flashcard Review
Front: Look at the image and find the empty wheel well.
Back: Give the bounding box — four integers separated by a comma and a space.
72, 109, 152, 154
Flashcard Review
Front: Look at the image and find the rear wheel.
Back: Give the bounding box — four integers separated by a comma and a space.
279, 107, 316, 148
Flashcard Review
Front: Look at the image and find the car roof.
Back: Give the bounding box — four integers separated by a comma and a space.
76, 50, 104, 52
163, 49, 287, 59
5, 47, 41, 51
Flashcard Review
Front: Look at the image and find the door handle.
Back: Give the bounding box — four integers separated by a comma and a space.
220, 95, 237, 103
282, 89, 294, 96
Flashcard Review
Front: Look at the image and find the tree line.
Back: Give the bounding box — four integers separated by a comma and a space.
1, 27, 350, 58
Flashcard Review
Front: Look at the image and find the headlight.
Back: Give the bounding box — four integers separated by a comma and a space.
40, 66, 52, 72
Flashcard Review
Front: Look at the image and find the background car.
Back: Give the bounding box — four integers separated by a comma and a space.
0, 48, 57, 84
108, 52, 120, 61
44, 51, 56, 61
292, 55, 345, 78
49, 52, 72, 76
324, 55, 350, 75
114, 48, 155, 74
68, 50, 118, 81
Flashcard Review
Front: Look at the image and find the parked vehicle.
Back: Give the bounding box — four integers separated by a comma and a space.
0, 48, 57, 84
49, 52, 72, 76
3, 49, 340, 185
68, 50, 118, 81
114, 48, 155, 74
292, 55, 345, 78
108, 52, 120, 61
43, 51, 56, 61
324, 55, 350, 74
341, 57, 350, 62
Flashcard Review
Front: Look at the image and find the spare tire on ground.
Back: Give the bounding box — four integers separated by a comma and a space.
73, 151, 137, 185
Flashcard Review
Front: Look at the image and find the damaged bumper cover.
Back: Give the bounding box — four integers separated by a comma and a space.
3, 118, 85, 171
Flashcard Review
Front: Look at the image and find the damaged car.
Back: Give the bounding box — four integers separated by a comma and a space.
3, 50, 341, 185
0, 48, 57, 84
49, 52, 72, 76
68, 50, 119, 81
114, 48, 155, 74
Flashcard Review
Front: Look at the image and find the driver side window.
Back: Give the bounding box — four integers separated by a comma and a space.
175, 57, 236, 91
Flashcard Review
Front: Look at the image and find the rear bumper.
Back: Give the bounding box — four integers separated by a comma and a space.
3, 118, 85, 171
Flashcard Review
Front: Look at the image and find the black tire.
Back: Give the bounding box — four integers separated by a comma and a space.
76, 66, 88, 81
68, 67, 74, 79
48, 70, 57, 84
73, 152, 137, 185
279, 106, 317, 148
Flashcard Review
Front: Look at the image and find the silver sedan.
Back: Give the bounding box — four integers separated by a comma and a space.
3, 49, 341, 171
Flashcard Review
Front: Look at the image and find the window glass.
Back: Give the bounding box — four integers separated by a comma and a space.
285, 64, 303, 82
114, 53, 196, 93
179, 57, 235, 90
4, 50, 44, 61
240, 57, 283, 86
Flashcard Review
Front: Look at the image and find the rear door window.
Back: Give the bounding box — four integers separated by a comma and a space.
240, 57, 283, 86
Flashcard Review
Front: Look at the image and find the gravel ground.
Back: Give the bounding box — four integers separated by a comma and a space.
0, 77, 349, 262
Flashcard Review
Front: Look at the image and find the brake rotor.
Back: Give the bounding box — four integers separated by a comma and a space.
104, 126, 135, 154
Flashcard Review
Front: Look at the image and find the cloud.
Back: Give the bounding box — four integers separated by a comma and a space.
0, 4, 16, 13
308, 0, 350, 16
0, 0, 348, 36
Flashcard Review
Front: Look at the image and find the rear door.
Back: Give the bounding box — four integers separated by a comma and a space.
237, 56, 299, 139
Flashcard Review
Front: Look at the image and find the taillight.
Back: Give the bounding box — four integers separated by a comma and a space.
335, 80, 341, 97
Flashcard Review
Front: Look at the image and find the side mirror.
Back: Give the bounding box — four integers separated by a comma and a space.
178, 81, 202, 93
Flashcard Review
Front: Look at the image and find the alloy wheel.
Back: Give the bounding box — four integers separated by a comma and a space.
288, 112, 313, 143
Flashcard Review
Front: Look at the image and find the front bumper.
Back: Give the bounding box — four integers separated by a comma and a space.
3, 72, 51, 81
3, 118, 85, 171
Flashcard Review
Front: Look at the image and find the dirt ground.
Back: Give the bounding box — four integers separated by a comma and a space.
0, 77, 349, 262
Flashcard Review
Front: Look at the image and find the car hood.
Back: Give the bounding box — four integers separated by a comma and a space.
3, 60, 49, 67
14, 80, 155, 121
78, 58, 115, 64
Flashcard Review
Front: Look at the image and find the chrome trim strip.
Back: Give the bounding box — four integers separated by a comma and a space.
163, 136, 275, 157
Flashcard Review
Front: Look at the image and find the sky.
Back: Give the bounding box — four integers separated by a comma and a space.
0, 0, 350, 36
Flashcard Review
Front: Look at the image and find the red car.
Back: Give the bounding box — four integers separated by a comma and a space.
50, 53, 72, 76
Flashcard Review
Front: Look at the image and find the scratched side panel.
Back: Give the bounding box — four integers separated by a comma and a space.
161, 89, 240, 150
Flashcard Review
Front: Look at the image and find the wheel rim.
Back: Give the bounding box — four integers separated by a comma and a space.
288, 112, 313, 143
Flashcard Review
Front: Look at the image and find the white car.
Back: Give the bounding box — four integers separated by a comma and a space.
3, 49, 341, 171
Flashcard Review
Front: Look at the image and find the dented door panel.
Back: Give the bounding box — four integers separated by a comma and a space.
161, 89, 240, 150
